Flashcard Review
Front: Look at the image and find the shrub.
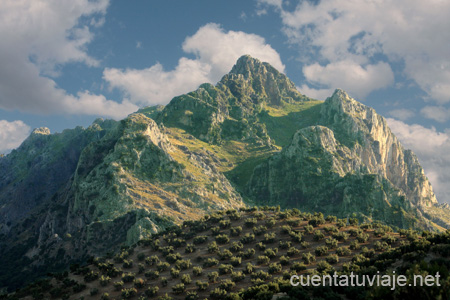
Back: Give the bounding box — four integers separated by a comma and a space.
245, 218, 258, 228
336, 219, 346, 228
263, 232, 276, 244
264, 248, 278, 258
211, 226, 221, 236
219, 279, 236, 291
215, 234, 230, 244
208, 272, 219, 282
281, 225, 292, 234
326, 215, 337, 222
185, 291, 199, 300
265, 218, 276, 228
210, 288, 228, 299
175, 259, 192, 270
336, 246, 351, 256
374, 241, 390, 251
193, 266, 203, 276
290, 262, 307, 271
326, 254, 339, 264
185, 243, 196, 253
382, 235, 397, 245
170, 268, 180, 278
256, 242, 266, 251
181, 274, 192, 284
315, 246, 328, 256
230, 226, 242, 236
113, 281, 124, 291
203, 258, 219, 267
229, 241, 243, 253
280, 255, 290, 265
121, 288, 138, 299
193, 235, 208, 245
230, 256, 242, 266
350, 240, 360, 250
325, 237, 339, 249
244, 263, 254, 274
279, 240, 291, 249
166, 253, 182, 264
218, 249, 233, 260
137, 253, 146, 261
90, 288, 99, 296
287, 247, 300, 256
300, 241, 310, 249
218, 264, 234, 275
208, 241, 219, 253
84, 270, 99, 282
172, 283, 185, 294
374, 228, 385, 237
231, 271, 246, 282
356, 232, 369, 243
251, 270, 271, 280
257, 255, 270, 265
302, 252, 316, 264
122, 272, 135, 283
196, 280, 209, 291
290, 232, 303, 243
313, 230, 325, 241
304, 225, 314, 233
253, 225, 268, 236
101, 293, 110, 300
333, 231, 349, 241
145, 270, 159, 280
317, 261, 333, 273
243, 248, 255, 258
240, 233, 256, 244
134, 278, 145, 288
99, 275, 110, 286
348, 218, 359, 226
157, 262, 170, 272
145, 255, 160, 266
324, 225, 339, 233
219, 219, 231, 229
145, 286, 159, 297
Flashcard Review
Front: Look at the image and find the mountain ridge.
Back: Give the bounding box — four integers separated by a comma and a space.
0, 55, 449, 292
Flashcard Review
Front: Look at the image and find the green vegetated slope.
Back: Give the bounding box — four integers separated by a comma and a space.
1, 55, 450, 292
7, 208, 450, 300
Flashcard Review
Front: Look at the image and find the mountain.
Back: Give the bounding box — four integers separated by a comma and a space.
0, 55, 449, 292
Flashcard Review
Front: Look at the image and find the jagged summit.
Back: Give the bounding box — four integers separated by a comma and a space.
219, 55, 303, 106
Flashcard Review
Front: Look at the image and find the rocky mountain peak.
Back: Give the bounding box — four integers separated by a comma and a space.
31, 127, 51, 135
228, 55, 268, 79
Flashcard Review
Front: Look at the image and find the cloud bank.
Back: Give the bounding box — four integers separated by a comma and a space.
0, 120, 31, 153
259, 0, 450, 103
103, 23, 284, 106
0, 0, 138, 119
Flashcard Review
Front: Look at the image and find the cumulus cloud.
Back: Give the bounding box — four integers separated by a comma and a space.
104, 23, 284, 106
421, 106, 450, 123
387, 118, 450, 203
261, 0, 450, 103
0, 120, 31, 153
0, 0, 137, 119
302, 60, 394, 99
388, 109, 415, 121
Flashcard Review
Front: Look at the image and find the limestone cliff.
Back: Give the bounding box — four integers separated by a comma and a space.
247, 89, 442, 229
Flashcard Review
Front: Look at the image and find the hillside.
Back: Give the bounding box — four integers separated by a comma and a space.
6, 208, 450, 300
1, 55, 449, 292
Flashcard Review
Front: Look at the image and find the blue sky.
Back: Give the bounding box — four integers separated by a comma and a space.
1, 0, 450, 203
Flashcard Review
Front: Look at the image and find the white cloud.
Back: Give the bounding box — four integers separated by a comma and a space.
387, 118, 450, 203
298, 84, 333, 101
388, 108, 415, 121
104, 23, 284, 106
0, 0, 137, 119
261, 0, 450, 103
302, 60, 394, 99
0, 120, 31, 153
421, 106, 450, 123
